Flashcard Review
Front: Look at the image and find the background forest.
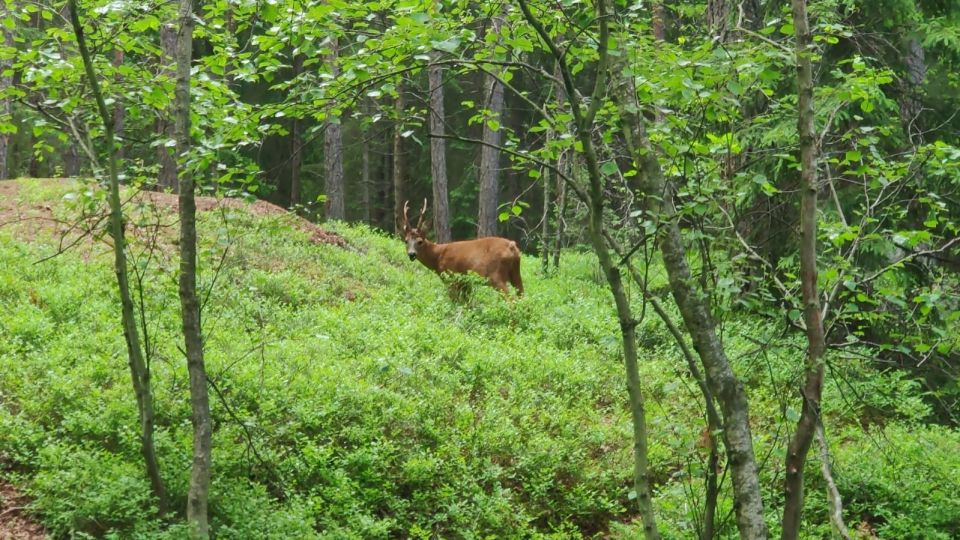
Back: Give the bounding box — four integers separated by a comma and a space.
1, 0, 959, 538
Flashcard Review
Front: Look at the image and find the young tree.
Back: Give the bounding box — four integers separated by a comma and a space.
781, 0, 834, 537
67, 0, 166, 512
173, 0, 213, 534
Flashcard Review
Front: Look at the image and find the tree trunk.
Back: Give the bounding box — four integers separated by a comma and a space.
612, 33, 769, 540
393, 91, 407, 234
68, 0, 166, 513
899, 35, 926, 142
428, 55, 452, 243
290, 54, 304, 208
361, 100, 372, 225
324, 39, 345, 220
392, 90, 406, 233
62, 145, 80, 177
173, 0, 212, 535
112, 48, 125, 161
0, 13, 12, 180
157, 24, 178, 192
707, 0, 729, 41
477, 7, 505, 237
516, 0, 660, 536
552, 161, 566, 269
651, 1, 667, 41
781, 0, 830, 537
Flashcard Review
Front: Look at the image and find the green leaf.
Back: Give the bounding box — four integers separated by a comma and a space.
600, 161, 618, 176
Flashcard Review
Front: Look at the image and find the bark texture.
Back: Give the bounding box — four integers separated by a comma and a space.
173, 0, 212, 536
477, 7, 505, 237
392, 91, 406, 233
324, 39, 345, 220
157, 24, 178, 192
0, 13, 12, 180
782, 0, 828, 537
112, 49, 125, 161
68, 0, 166, 512
899, 35, 926, 141
290, 54, 304, 207
428, 55, 452, 243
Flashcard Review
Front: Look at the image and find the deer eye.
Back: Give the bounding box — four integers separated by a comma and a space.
416, 239, 424, 246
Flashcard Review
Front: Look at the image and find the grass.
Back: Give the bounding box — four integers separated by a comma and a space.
0, 179, 958, 539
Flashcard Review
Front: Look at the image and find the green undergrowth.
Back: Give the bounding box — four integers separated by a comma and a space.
0, 179, 957, 538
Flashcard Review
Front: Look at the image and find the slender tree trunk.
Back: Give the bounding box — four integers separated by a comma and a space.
428, 54, 452, 243
157, 24, 178, 192
361, 102, 372, 225
0, 12, 12, 180
173, 0, 212, 535
68, 0, 166, 513
477, 7, 505, 237
541, 152, 550, 273
516, 0, 660, 536
289, 54, 304, 208
781, 1, 829, 537
816, 421, 851, 539
392, 90, 406, 232
552, 160, 566, 269
324, 39, 345, 220
113, 48, 125, 161
611, 32, 769, 540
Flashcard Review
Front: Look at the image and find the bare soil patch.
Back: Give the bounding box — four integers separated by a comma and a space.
0, 481, 45, 540
0, 179, 346, 248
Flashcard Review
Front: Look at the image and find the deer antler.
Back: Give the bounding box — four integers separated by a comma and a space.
402, 200, 411, 230
416, 199, 428, 230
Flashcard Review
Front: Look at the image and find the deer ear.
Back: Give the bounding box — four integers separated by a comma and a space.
420, 217, 431, 234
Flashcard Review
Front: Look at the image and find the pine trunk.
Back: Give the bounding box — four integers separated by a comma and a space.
477, 8, 505, 237
157, 24, 178, 192
290, 54, 304, 208
324, 39, 345, 220
392, 91, 406, 232
428, 55, 451, 243
173, 0, 212, 536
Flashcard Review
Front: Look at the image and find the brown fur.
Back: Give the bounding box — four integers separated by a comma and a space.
401, 200, 523, 297
406, 232, 523, 296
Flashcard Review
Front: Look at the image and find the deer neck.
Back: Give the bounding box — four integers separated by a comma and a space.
416, 240, 444, 273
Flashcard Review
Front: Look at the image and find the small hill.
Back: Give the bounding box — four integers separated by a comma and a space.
0, 179, 957, 538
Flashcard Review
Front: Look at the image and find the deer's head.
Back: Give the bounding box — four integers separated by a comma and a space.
401, 199, 430, 261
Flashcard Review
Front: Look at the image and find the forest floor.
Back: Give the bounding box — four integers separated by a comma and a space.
0, 481, 45, 540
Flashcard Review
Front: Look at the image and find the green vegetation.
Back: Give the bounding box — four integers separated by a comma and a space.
1, 179, 957, 538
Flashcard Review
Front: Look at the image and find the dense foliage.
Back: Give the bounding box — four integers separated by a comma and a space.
1, 0, 959, 536
0, 180, 955, 537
